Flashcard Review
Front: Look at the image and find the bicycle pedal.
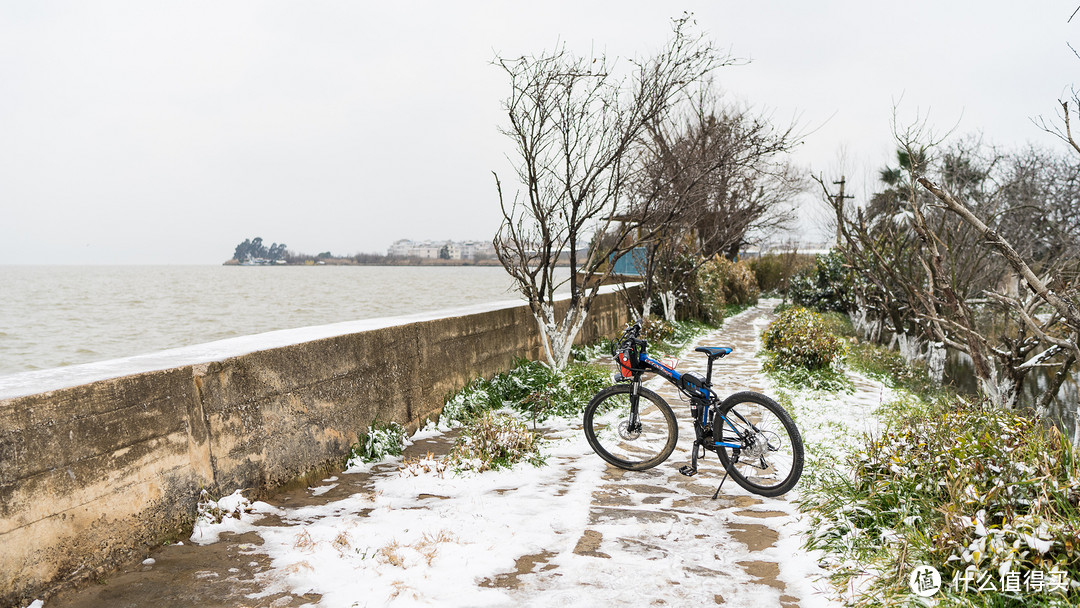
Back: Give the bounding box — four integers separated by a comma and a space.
678, 465, 698, 477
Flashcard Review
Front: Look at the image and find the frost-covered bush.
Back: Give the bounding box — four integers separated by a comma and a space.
788, 251, 855, 313
761, 307, 850, 392
347, 421, 406, 467
190, 488, 255, 544
442, 358, 609, 424
195, 488, 252, 525
803, 399, 1080, 605
448, 412, 544, 472
695, 256, 760, 323
762, 307, 847, 371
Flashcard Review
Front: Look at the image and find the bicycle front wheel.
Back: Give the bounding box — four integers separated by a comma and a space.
714, 391, 803, 497
583, 384, 678, 471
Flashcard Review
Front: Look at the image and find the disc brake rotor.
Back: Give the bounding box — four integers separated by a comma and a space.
742, 429, 781, 461
617, 420, 641, 440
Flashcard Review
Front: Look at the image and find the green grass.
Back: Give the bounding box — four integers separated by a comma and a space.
846, 341, 942, 401
442, 357, 610, 426
818, 310, 856, 338
437, 316, 733, 472
800, 391, 1080, 606
446, 316, 731, 427
763, 357, 854, 393
346, 421, 407, 467
760, 310, 1080, 605
571, 337, 616, 362
447, 412, 545, 472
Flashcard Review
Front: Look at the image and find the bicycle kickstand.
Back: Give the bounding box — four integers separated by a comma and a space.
711, 469, 730, 500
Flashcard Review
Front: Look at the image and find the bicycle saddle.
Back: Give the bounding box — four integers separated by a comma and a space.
695, 346, 732, 359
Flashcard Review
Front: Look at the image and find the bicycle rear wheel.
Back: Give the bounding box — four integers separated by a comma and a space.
714, 391, 803, 497
583, 384, 678, 471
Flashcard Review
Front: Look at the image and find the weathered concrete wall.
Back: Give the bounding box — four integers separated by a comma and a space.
0, 288, 634, 607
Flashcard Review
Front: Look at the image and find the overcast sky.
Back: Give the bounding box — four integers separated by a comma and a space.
2, 1, 1078, 265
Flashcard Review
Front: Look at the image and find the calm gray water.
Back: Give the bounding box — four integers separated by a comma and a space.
0, 265, 529, 377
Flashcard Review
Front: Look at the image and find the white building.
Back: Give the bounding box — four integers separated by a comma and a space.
387, 239, 415, 257
387, 239, 491, 260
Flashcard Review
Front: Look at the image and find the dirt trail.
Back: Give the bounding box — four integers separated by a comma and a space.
44, 302, 839, 608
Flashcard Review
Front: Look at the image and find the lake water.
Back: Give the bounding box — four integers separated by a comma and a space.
0, 265, 532, 378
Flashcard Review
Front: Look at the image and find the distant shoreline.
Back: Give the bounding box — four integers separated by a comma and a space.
222, 258, 571, 267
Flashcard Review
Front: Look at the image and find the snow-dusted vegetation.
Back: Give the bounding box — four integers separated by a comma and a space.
760, 304, 1080, 606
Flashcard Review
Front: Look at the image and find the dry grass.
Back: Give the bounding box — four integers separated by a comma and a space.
332, 531, 352, 554
448, 412, 544, 472
401, 452, 448, 477
379, 541, 405, 567
378, 530, 459, 568
293, 529, 314, 551
282, 561, 314, 575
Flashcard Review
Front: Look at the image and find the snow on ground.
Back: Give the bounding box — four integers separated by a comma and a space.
183, 302, 895, 608
746, 310, 892, 472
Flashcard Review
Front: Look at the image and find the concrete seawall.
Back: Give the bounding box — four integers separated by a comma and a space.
0, 288, 634, 606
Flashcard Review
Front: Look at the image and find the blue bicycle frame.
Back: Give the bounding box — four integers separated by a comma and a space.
635, 353, 744, 450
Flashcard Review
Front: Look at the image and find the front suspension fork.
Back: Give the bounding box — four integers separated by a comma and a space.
627, 380, 642, 432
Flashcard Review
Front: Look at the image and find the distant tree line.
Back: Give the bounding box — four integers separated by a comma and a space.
229, 238, 499, 265
232, 237, 288, 262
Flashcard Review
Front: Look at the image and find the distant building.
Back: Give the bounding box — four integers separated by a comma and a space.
387, 239, 495, 260
741, 240, 833, 258
387, 239, 415, 257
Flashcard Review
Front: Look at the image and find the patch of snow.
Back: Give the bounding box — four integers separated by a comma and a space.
239, 436, 609, 607
190, 490, 266, 546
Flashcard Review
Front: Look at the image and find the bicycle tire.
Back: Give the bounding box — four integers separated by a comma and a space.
714, 391, 803, 497
583, 384, 678, 471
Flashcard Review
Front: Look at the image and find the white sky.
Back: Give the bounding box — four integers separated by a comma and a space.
2, 1, 1078, 265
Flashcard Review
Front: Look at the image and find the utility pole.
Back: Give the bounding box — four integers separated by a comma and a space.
831, 176, 854, 249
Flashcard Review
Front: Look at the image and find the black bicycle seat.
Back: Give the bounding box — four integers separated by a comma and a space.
695, 346, 732, 359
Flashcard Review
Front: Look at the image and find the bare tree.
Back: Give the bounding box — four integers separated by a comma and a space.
828, 118, 1080, 410
914, 112, 1080, 413
619, 88, 803, 321
493, 16, 729, 368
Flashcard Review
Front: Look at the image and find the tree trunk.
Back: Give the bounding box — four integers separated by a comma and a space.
927, 342, 946, 385
660, 291, 678, 322
532, 302, 588, 370
980, 364, 1024, 410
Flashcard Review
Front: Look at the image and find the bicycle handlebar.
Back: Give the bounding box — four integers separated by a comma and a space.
613, 321, 648, 356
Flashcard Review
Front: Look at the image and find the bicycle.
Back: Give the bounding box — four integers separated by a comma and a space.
583, 321, 804, 498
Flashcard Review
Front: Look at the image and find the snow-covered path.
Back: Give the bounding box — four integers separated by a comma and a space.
45, 302, 893, 608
